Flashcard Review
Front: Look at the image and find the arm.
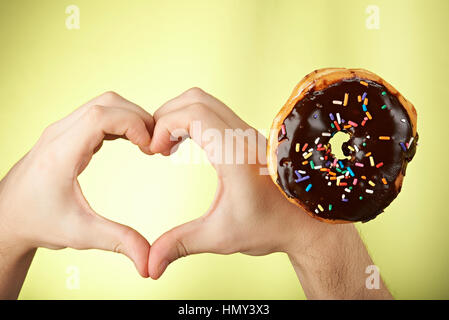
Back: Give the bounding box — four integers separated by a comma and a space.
0, 92, 154, 299
147, 87, 392, 299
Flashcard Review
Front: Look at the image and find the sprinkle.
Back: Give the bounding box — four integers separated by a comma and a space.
358, 95, 362, 102
366, 189, 374, 194
315, 209, 319, 214
400, 119, 406, 123
334, 121, 341, 131
361, 175, 367, 180
376, 162, 384, 168
368, 180, 376, 187
362, 92, 368, 100
340, 182, 348, 187
365, 152, 372, 157
353, 178, 358, 185
302, 161, 308, 165
408, 137, 414, 148
333, 100, 343, 105
313, 113, 318, 119
298, 170, 306, 174
302, 143, 308, 152
345, 188, 351, 192
322, 132, 331, 137
308, 148, 313, 152
329, 113, 335, 121
362, 142, 367, 146
348, 145, 355, 151
366, 111, 372, 120
331, 123, 335, 128
336, 113, 341, 124
343, 93, 349, 106
382, 178, 387, 185
318, 204, 324, 212
360, 81, 368, 87
381, 91, 387, 96
348, 120, 358, 127
379, 136, 391, 140
314, 165, 322, 170
328, 182, 332, 186
328, 171, 337, 176
354, 145, 359, 152
305, 184, 312, 192
296, 143, 300, 152
347, 167, 355, 177
304, 152, 312, 159
310, 161, 315, 169
369, 156, 375, 167
342, 198, 349, 202
361, 117, 367, 126
329, 204, 333, 211
381, 105, 387, 110
315, 137, 320, 144
355, 162, 364, 167
281, 124, 286, 135
343, 125, 351, 129
359, 196, 363, 200
364, 98, 369, 105
320, 168, 328, 172
296, 175, 310, 183
362, 104, 368, 112
339, 161, 344, 168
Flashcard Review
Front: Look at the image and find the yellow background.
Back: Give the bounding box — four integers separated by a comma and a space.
0, 0, 448, 299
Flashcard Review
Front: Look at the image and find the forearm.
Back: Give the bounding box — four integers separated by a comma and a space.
0, 241, 36, 300
287, 223, 392, 299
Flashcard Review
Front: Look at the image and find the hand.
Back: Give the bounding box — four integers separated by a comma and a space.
0, 91, 154, 282
147, 88, 321, 278
147, 88, 392, 299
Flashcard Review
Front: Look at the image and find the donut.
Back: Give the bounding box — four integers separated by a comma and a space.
267, 68, 418, 223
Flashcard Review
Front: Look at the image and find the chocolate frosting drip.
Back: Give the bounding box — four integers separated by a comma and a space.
276, 78, 418, 222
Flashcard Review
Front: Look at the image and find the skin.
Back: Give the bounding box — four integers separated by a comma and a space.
0, 88, 392, 300
147, 87, 393, 299
0, 92, 155, 299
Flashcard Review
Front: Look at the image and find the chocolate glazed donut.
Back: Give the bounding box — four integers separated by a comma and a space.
267, 68, 418, 223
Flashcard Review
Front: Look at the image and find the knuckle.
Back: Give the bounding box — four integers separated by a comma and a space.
184, 87, 206, 101
85, 105, 105, 122
187, 102, 209, 117
99, 90, 120, 103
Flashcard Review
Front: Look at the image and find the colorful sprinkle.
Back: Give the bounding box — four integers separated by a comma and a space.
369, 156, 375, 167
381, 105, 387, 110
379, 136, 391, 140
360, 81, 369, 87
296, 143, 300, 152
329, 204, 333, 211
302, 143, 308, 152
281, 124, 286, 135
333, 100, 343, 105
343, 93, 349, 106
368, 180, 376, 187
304, 152, 312, 159
381, 91, 387, 96
366, 189, 374, 194
355, 162, 364, 167
318, 204, 324, 212
366, 111, 372, 120
382, 178, 387, 185
348, 120, 358, 127
376, 162, 384, 168
305, 184, 312, 192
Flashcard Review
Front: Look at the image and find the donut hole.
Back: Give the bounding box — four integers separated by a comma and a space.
329, 131, 351, 160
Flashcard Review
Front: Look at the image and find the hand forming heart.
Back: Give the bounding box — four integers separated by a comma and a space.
0, 88, 391, 300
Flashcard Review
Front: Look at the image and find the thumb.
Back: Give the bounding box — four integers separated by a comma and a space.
148, 216, 228, 279
71, 212, 151, 278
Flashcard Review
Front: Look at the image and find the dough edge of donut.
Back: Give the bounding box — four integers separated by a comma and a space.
267, 67, 417, 224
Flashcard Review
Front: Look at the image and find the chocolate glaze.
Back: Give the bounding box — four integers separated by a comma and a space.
276, 78, 418, 222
